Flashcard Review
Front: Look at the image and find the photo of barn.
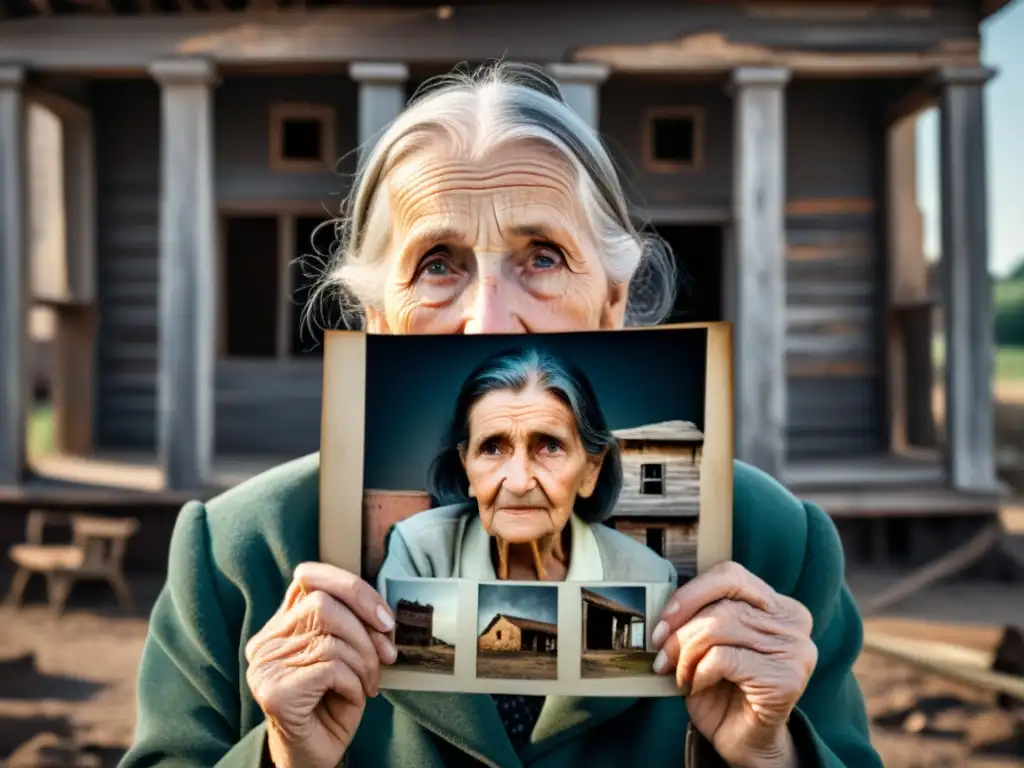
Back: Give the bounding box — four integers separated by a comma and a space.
609, 420, 702, 583
476, 583, 558, 681
384, 579, 458, 675
580, 586, 657, 678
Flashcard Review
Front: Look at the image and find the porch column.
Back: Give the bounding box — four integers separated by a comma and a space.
149, 58, 218, 491
0, 66, 27, 486
546, 63, 610, 131
728, 67, 790, 479
349, 62, 408, 158
935, 66, 999, 492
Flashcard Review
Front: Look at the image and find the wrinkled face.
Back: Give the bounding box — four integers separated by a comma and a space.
364, 141, 629, 334
458, 384, 605, 544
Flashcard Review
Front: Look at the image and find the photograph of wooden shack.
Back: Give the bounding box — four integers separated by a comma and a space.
580, 586, 656, 678
610, 421, 702, 583
385, 578, 458, 674
477, 583, 558, 681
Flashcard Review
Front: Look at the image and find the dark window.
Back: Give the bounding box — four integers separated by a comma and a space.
496, 630, 502, 640
640, 463, 664, 495
290, 215, 340, 356
224, 216, 279, 358
646, 527, 665, 556
650, 115, 696, 165
281, 118, 324, 161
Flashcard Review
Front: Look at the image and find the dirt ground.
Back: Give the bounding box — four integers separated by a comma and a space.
394, 645, 456, 674
475, 650, 559, 681
581, 649, 658, 678
1, 572, 1023, 766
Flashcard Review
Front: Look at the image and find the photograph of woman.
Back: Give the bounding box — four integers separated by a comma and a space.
121, 62, 883, 768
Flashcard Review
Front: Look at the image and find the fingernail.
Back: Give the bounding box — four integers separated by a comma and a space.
382, 639, 397, 664
651, 621, 670, 648
663, 599, 679, 617
652, 649, 669, 674
377, 605, 395, 631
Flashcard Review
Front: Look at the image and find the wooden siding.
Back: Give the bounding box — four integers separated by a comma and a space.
614, 449, 701, 517
614, 520, 698, 577
601, 77, 733, 210
93, 80, 161, 451
94, 77, 351, 452
215, 74, 358, 203
215, 360, 322, 456
785, 81, 886, 459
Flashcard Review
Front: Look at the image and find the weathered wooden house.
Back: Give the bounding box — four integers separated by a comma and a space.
0, 0, 1014, 571
478, 614, 558, 654
611, 420, 702, 578
581, 587, 646, 652
394, 598, 434, 647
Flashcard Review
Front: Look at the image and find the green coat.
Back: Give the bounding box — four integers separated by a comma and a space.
120, 454, 882, 768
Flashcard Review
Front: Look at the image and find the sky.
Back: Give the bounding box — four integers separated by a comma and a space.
385, 578, 460, 646
477, 583, 559, 635
585, 585, 647, 615
917, 2, 1024, 276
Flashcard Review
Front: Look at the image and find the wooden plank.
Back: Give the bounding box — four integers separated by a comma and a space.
785, 197, 875, 216
0, 66, 27, 487
861, 631, 1024, 701
149, 58, 218, 490
52, 306, 97, 455
730, 66, 789, 479
937, 67, 998, 493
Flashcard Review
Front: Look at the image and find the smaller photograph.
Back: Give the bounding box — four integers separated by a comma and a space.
385, 578, 459, 675
477, 583, 559, 681
580, 585, 656, 678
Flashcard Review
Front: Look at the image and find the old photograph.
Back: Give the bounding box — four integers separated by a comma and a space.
349, 327, 725, 587
319, 324, 733, 695
384, 578, 459, 675
477, 583, 559, 681
580, 586, 656, 678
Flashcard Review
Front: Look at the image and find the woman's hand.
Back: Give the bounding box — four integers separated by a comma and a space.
651, 562, 817, 768
245, 562, 398, 768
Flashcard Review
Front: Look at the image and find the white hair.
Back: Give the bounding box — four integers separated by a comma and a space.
306, 61, 677, 330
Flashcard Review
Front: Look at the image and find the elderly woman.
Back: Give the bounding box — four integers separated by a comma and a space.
122, 63, 882, 768
379, 346, 675, 587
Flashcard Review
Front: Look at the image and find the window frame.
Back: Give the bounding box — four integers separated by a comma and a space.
269, 102, 337, 173
217, 204, 333, 366
642, 106, 706, 174
639, 462, 666, 496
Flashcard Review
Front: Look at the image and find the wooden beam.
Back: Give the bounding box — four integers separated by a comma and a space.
729, 67, 789, 480
936, 67, 999, 493
0, 7, 983, 74
149, 58, 219, 491
0, 66, 28, 487
576, 33, 980, 78
349, 62, 408, 159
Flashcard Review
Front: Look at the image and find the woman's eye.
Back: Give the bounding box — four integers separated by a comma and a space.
529, 243, 564, 271
480, 440, 502, 455
424, 259, 451, 276
541, 440, 563, 454
418, 247, 458, 279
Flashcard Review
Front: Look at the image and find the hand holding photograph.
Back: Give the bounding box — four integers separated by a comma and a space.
321, 323, 733, 697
